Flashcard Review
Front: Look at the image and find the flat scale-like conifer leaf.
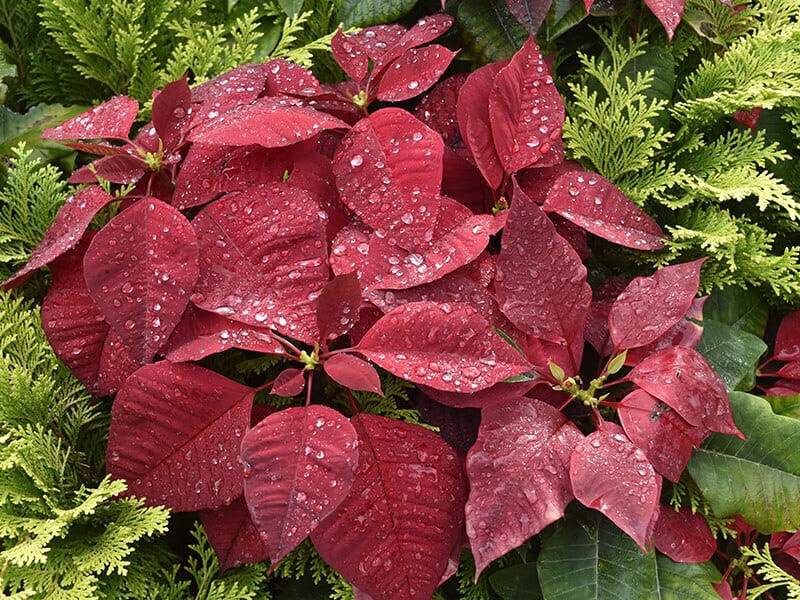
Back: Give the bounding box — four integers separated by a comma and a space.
465, 396, 583, 576
83, 199, 198, 364
311, 414, 467, 600
200, 496, 269, 571
354, 301, 532, 393
654, 505, 716, 563
107, 361, 254, 511
376, 46, 458, 102
41, 95, 139, 141
241, 406, 359, 567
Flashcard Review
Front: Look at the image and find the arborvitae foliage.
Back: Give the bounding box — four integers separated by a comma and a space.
741, 544, 800, 599
561, 0, 800, 302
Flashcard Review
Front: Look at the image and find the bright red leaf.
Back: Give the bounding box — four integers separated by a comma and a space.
200, 496, 269, 571
263, 59, 322, 97
654, 505, 716, 563
323, 353, 383, 396
271, 368, 306, 397
152, 76, 192, 151
376, 46, 458, 102
775, 310, 800, 361
644, 0, 684, 40
317, 271, 362, 342
190, 64, 268, 124
332, 29, 369, 82
96, 330, 139, 396
41, 95, 139, 141
625, 296, 706, 365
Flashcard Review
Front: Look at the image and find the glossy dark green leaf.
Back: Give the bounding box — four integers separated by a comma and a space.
490, 562, 543, 600
537, 511, 721, 599
457, 0, 528, 64
765, 394, 800, 420
696, 319, 767, 392
540, 0, 587, 42
688, 392, 800, 533
703, 286, 769, 338
277, 0, 304, 16
0, 104, 85, 161
339, 0, 417, 27
619, 44, 675, 102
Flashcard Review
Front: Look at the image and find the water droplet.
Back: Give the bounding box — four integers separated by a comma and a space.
350, 154, 363, 167
408, 80, 419, 90
124, 319, 136, 330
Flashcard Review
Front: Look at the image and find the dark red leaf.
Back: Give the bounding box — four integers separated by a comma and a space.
418, 380, 536, 409
773, 531, 800, 561
618, 389, 708, 482
466, 396, 583, 576
441, 149, 494, 214
60, 141, 128, 156
628, 345, 744, 438
329, 222, 372, 278
569, 423, 662, 551
505, 0, 553, 34
625, 297, 706, 365
191, 183, 330, 344
397, 13, 454, 50
323, 353, 383, 396
41, 96, 139, 141
317, 271, 362, 342
200, 496, 269, 571
713, 580, 735, 600
775, 310, 800, 361
776, 360, 800, 379
376, 46, 458, 103
271, 368, 306, 397
96, 330, 139, 396
584, 277, 628, 357
654, 505, 716, 563
107, 361, 254, 511
84, 199, 198, 364
188, 99, 347, 148
241, 406, 359, 567
644, 0, 684, 40
92, 154, 147, 185
609, 259, 705, 351
733, 107, 763, 130
414, 393, 480, 452
152, 76, 192, 151
332, 29, 369, 82
191, 64, 268, 124
349, 25, 407, 61
414, 74, 467, 149
543, 171, 665, 249
2, 186, 114, 289
263, 59, 322, 97
488, 37, 564, 174
311, 414, 467, 600
355, 301, 532, 393
550, 214, 591, 260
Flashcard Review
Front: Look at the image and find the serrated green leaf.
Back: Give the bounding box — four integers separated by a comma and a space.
490, 563, 542, 600
339, 0, 417, 27
703, 287, 769, 338
696, 319, 767, 391
765, 394, 800, 420
537, 511, 721, 599
456, 0, 528, 64
688, 392, 800, 533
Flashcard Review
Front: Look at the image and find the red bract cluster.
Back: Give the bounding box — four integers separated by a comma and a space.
5, 17, 745, 600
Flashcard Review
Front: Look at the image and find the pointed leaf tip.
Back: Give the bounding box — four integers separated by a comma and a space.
324, 354, 383, 396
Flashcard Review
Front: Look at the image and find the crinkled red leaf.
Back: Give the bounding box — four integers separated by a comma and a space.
609, 259, 705, 351
654, 505, 716, 563
488, 37, 564, 174
495, 182, 590, 350
644, 0, 684, 40
107, 361, 254, 511
3, 186, 114, 289
84, 199, 198, 364
41, 95, 139, 141
323, 353, 383, 396
241, 406, 359, 567
152, 76, 192, 151
311, 413, 467, 600
618, 389, 708, 482
263, 59, 322, 97
515, 160, 583, 204
775, 310, 800, 361
200, 496, 269, 571
457, 62, 507, 190
191, 184, 330, 344
505, 0, 553, 34
466, 395, 583, 576
376, 46, 458, 103
271, 368, 306, 397
91, 154, 147, 185
628, 345, 744, 438
625, 296, 706, 365
188, 99, 347, 148
332, 29, 369, 82
570, 423, 662, 551
355, 301, 532, 393
317, 271, 362, 342
543, 171, 665, 249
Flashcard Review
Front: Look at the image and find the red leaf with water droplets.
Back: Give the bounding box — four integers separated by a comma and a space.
654, 505, 716, 563
609, 259, 705, 351
543, 171, 665, 250
83, 199, 198, 364
311, 413, 467, 600
317, 271, 362, 342
775, 310, 800, 361
60, 141, 127, 156
332, 29, 369, 82
414, 74, 467, 150
349, 25, 407, 61
188, 99, 347, 148
465, 395, 583, 576
3, 186, 114, 289
91, 154, 147, 185
457, 62, 507, 190
625, 297, 706, 365
152, 76, 192, 151
376, 46, 458, 103
96, 330, 139, 396
355, 301, 532, 393
263, 59, 322, 97
191, 183, 330, 344
618, 389, 708, 482
776, 360, 800, 379
271, 368, 307, 397
570, 423, 662, 551
107, 361, 254, 511
488, 37, 564, 174
505, 0, 553, 34
241, 406, 359, 567
495, 182, 591, 351
200, 496, 269, 571
370, 14, 455, 77
628, 345, 744, 438
329, 222, 372, 278
41, 95, 139, 141
644, 0, 685, 40
191, 64, 268, 124
324, 353, 383, 396
733, 107, 763, 129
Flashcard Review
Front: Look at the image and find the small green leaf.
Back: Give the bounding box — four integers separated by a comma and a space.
456, 0, 528, 63
548, 362, 566, 382
688, 392, 800, 533
490, 563, 543, 600
494, 327, 526, 356
503, 372, 539, 383
695, 319, 767, 392
606, 351, 628, 376
339, 0, 417, 27
765, 394, 800, 420
703, 286, 769, 338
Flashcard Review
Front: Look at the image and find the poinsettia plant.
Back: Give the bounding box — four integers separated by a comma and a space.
4, 14, 749, 600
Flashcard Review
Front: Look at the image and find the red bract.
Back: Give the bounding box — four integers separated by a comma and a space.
654, 505, 716, 563
324, 354, 383, 396
317, 271, 362, 342
774, 310, 800, 360
200, 497, 269, 571
42, 95, 139, 141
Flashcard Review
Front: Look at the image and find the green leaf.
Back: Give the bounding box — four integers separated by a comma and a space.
537, 511, 721, 599
703, 286, 769, 338
278, 0, 305, 16
0, 104, 84, 165
456, 0, 528, 63
688, 392, 800, 533
339, 0, 417, 27
765, 394, 800, 420
490, 563, 543, 600
540, 0, 587, 42
695, 319, 767, 391
619, 43, 675, 102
